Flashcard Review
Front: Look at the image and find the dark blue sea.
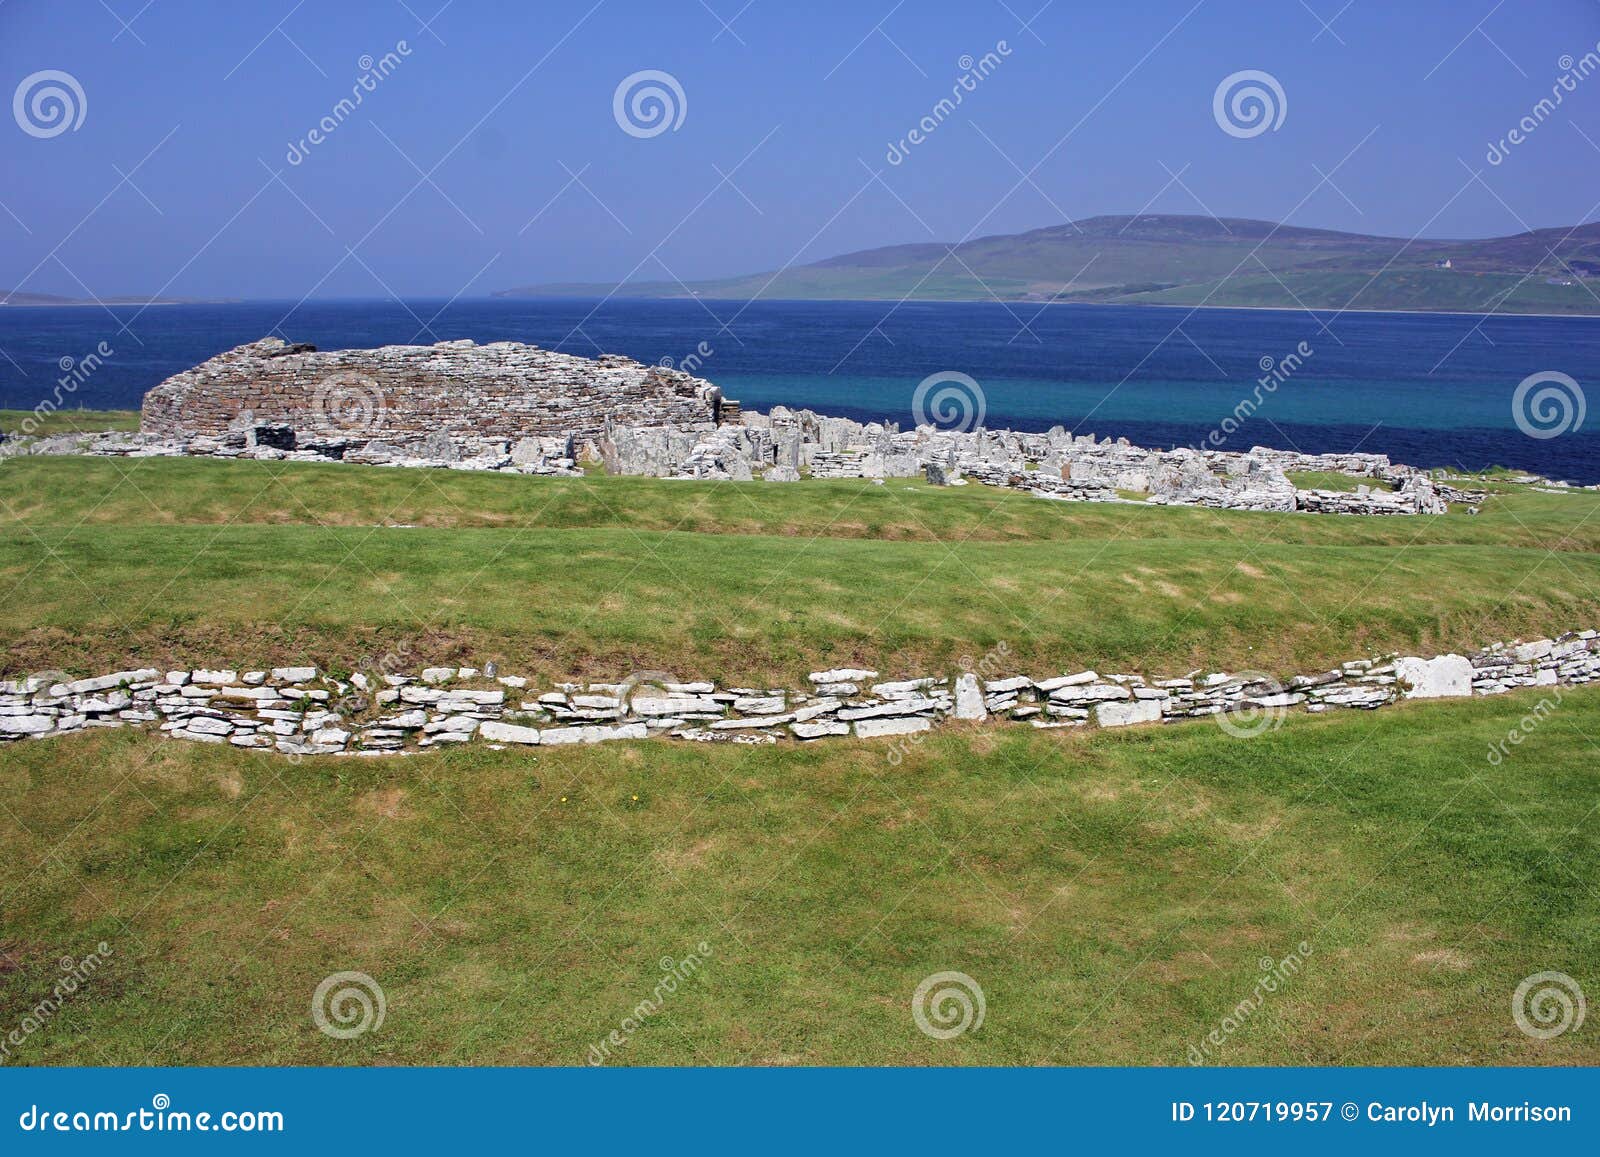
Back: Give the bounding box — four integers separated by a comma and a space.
2, 298, 1597, 482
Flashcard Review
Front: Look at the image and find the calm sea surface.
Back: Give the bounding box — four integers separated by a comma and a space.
2, 298, 1597, 481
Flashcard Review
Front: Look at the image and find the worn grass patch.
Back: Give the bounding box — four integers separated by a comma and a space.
1287, 471, 1397, 493
0, 687, 1594, 1065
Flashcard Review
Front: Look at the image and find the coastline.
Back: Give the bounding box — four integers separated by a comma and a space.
0, 300, 185, 308
494, 292, 1600, 321
6, 293, 1596, 320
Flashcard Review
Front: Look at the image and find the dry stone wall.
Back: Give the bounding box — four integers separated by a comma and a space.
3, 630, 1593, 757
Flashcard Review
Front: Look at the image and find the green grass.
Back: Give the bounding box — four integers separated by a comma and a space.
1286, 471, 1396, 493
0, 408, 140, 438
2, 450, 1595, 1066
1117, 269, 1600, 315
2, 455, 1597, 683
1, 687, 1595, 1065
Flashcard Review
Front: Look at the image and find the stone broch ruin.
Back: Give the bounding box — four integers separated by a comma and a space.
88, 335, 1484, 514
140, 336, 729, 443
123, 336, 1484, 513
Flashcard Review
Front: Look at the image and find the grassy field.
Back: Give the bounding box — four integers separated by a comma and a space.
2, 450, 1596, 1067
1, 454, 1597, 684
1, 687, 1594, 1065
0, 409, 140, 438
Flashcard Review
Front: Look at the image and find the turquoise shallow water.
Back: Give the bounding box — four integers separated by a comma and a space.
2, 297, 1596, 480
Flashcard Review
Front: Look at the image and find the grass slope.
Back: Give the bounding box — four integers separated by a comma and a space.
2, 456, 1597, 683
1, 688, 1595, 1065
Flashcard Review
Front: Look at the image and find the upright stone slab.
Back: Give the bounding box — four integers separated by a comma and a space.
953, 673, 987, 720
1395, 654, 1473, 699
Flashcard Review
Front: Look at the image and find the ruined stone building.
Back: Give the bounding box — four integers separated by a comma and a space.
139, 336, 729, 444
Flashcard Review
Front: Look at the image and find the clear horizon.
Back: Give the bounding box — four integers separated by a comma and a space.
4, 0, 1600, 298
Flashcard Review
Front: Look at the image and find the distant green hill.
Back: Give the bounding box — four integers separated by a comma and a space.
496, 214, 1600, 315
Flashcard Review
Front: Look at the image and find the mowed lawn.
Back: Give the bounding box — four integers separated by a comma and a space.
2, 455, 1599, 683
0, 688, 1595, 1066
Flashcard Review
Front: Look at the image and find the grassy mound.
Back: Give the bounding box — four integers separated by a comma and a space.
1, 455, 1597, 683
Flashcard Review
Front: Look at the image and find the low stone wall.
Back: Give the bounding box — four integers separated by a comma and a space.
139, 337, 725, 444
3, 631, 1592, 757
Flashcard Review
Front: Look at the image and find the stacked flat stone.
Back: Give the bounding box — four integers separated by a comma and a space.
3, 629, 1593, 757
138, 337, 725, 443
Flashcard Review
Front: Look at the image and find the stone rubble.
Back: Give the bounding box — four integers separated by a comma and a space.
598, 408, 1481, 516
2, 630, 1594, 757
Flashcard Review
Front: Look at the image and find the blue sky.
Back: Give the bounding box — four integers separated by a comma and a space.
3, 0, 1599, 298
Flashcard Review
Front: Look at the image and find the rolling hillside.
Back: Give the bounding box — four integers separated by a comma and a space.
497, 214, 1600, 315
